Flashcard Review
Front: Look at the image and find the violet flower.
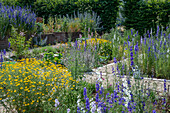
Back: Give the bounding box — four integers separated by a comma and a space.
96, 93, 99, 102
164, 79, 166, 92
67, 108, 70, 113
83, 87, 87, 99
55, 99, 60, 107
85, 98, 90, 112
96, 82, 100, 92
3, 49, 6, 55
131, 29, 133, 36
9, 42, 11, 48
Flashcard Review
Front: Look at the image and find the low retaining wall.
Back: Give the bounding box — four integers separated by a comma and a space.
0, 37, 8, 50
0, 32, 83, 49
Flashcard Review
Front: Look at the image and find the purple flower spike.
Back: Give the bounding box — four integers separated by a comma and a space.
100, 87, 104, 95
114, 57, 117, 63
3, 49, 6, 55
96, 93, 99, 102
128, 35, 130, 40
112, 66, 115, 73
0, 53, 3, 62
164, 79, 166, 92
77, 107, 80, 113
9, 42, 11, 48
86, 98, 90, 112
131, 60, 134, 66
83, 87, 87, 99
96, 82, 100, 92
84, 40, 87, 51
131, 29, 133, 36
166, 26, 168, 30
75, 40, 77, 48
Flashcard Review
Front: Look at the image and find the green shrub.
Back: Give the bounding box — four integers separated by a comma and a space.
122, 0, 169, 35
8, 27, 32, 59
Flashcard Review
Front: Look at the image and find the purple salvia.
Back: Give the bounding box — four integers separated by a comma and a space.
84, 39, 87, 51
0, 51, 3, 62
166, 26, 168, 30
160, 40, 162, 47
96, 93, 99, 102
154, 44, 157, 52
131, 29, 133, 36
144, 38, 146, 45
123, 41, 127, 46
100, 87, 104, 95
106, 93, 110, 102
112, 66, 115, 74
3, 49, 6, 55
164, 33, 166, 37
96, 82, 100, 92
164, 79, 166, 92
135, 42, 138, 54
83, 87, 87, 99
77, 107, 80, 113
148, 47, 150, 52
128, 35, 130, 41
156, 25, 159, 37
114, 57, 117, 63
128, 41, 130, 48
75, 40, 77, 49
85, 98, 90, 112
161, 31, 163, 36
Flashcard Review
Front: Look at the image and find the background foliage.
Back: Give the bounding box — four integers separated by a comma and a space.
122, 0, 170, 35
0, 0, 169, 35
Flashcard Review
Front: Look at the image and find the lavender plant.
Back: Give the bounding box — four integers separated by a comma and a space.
0, 3, 36, 39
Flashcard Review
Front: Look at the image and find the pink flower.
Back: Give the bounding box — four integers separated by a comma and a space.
20, 32, 25, 36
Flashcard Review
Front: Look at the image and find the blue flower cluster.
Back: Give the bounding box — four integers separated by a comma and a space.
0, 3, 36, 39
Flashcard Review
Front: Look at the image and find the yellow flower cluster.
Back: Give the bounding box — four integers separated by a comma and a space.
85, 38, 111, 45
0, 58, 77, 112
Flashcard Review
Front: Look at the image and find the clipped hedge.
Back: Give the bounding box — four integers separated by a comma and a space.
122, 0, 170, 35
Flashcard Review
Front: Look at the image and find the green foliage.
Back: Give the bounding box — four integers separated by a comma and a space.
122, 0, 170, 35
8, 26, 32, 59
91, 0, 120, 32
0, 0, 17, 6
44, 52, 63, 65
15, 0, 36, 7
33, 0, 120, 33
